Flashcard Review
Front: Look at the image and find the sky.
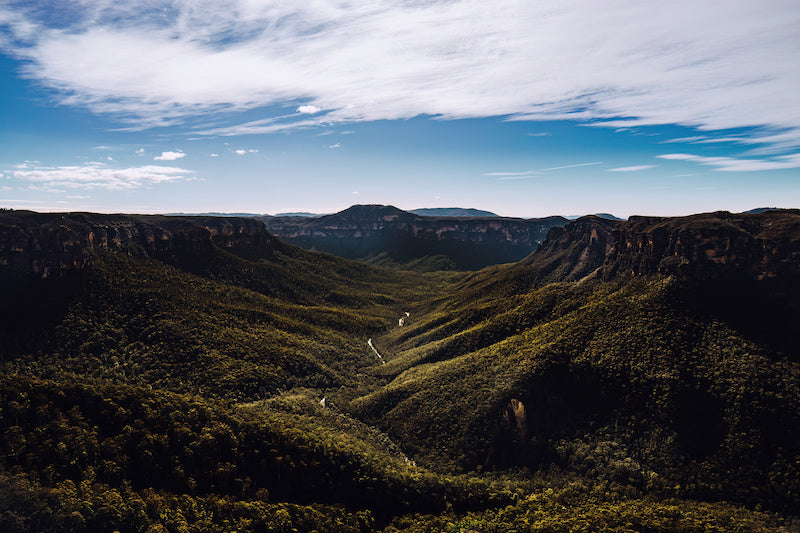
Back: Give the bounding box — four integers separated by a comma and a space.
0, 0, 798, 218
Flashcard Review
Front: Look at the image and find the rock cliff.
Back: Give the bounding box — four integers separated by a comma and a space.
528, 209, 800, 284
0, 211, 281, 287
258, 204, 568, 270
602, 210, 800, 281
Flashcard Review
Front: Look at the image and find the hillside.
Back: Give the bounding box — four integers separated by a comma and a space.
1, 208, 799, 531
258, 204, 567, 270
351, 210, 800, 513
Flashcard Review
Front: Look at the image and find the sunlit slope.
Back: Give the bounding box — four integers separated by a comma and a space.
352, 211, 800, 513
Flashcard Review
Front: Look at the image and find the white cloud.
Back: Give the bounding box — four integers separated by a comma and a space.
8, 162, 194, 190
608, 165, 655, 172
328, 143, 340, 149
136, 147, 145, 155
234, 149, 258, 155
660, 136, 747, 145
210, 153, 219, 157
661, 136, 709, 144
540, 162, 603, 171
487, 161, 603, 179
657, 153, 800, 171
485, 170, 537, 177
2, 1, 799, 149
154, 150, 186, 161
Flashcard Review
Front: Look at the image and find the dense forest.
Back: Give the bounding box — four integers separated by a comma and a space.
0, 209, 798, 531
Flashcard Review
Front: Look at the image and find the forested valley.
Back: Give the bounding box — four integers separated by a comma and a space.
1, 209, 799, 532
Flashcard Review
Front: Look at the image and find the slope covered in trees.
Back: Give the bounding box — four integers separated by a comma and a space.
1, 209, 799, 531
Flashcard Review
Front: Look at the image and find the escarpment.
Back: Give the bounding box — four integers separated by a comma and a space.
0, 211, 281, 287
259, 204, 568, 269
601, 210, 800, 281
528, 209, 800, 284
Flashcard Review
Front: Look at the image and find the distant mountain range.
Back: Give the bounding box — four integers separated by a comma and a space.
408, 207, 500, 217
565, 212, 624, 220
257, 204, 567, 270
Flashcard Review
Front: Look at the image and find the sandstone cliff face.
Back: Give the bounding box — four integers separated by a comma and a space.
527, 210, 800, 284
0, 211, 279, 286
259, 204, 568, 270
522, 215, 618, 283
601, 210, 800, 281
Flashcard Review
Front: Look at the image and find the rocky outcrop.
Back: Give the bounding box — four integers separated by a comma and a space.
527, 209, 800, 284
0, 211, 281, 287
258, 204, 568, 270
601, 210, 800, 281
521, 215, 619, 283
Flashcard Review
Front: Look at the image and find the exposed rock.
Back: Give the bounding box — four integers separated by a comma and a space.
258, 204, 567, 270
0, 211, 281, 288
527, 209, 800, 284
601, 210, 800, 281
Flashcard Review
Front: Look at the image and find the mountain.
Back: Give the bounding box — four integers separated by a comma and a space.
274, 211, 324, 217
165, 211, 265, 217
1, 208, 798, 531
258, 204, 568, 270
409, 207, 500, 217
352, 209, 800, 513
566, 212, 624, 220
742, 207, 781, 214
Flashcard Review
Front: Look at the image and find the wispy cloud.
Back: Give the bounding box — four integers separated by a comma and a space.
488, 161, 603, 180
540, 162, 603, 171
154, 150, 186, 161
8, 162, 194, 190
657, 153, 800, 171
0, 1, 797, 149
485, 170, 537, 177
608, 165, 655, 172
328, 143, 341, 149
234, 149, 258, 155
661, 136, 748, 145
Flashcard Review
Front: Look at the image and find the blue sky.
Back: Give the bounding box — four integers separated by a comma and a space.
1, 1, 798, 218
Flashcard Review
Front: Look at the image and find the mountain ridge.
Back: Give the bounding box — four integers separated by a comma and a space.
258, 204, 568, 270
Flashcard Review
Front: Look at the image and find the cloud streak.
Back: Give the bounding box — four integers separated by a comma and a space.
9, 162, 194, 190
488, 161, 603, 179
608, 165, 655, 172
657, 153, 800, 172
1, 1, 799, 149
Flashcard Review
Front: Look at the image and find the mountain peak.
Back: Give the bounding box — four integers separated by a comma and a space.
409, 207, 500, 218
325, 204, 414, 221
